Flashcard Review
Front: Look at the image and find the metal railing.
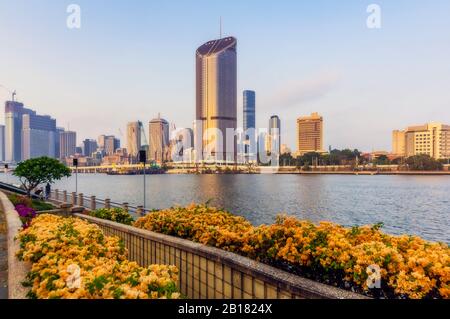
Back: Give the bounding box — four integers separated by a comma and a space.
49, 189, 151, 218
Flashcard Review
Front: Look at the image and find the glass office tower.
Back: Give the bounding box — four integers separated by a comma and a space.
196, 37, 237, 163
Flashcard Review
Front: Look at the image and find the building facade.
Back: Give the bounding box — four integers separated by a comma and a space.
149, 116, 169, 163
0, 125, 5, 162
22, 113, 57, 160
393, 123, 450, 159
126, 121, 142, 160
55, 127, 65, 160
83, 139, 98, 157
99, 135, 120, 156
296, 112, 324, 156
269, 115, 281, 155
59, 131, 77, 159
392, 130, 406, 155
243, 90, 256, 135
4, 101, 34, 162
196, 37, 237, 163
172, 128, 194, 163
243, 90, 256, 161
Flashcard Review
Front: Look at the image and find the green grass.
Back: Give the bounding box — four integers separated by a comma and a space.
31, 200, 55, 212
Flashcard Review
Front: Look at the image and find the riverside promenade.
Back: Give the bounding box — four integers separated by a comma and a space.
0, 209, 7, 299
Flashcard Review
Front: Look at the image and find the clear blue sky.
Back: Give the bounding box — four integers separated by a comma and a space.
1, 0, 449, 151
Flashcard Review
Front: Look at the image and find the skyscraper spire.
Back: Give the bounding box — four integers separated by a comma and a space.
220, 17, 222, 39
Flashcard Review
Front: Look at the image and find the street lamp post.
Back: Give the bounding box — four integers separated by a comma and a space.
73, 158, 79, 194
139, 150, 147, 211
4, 164, 9, 185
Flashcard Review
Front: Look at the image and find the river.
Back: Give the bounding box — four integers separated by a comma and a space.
1, 173, 449, 243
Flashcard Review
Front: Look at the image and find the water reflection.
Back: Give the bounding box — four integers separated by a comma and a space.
1, 173, 448, 243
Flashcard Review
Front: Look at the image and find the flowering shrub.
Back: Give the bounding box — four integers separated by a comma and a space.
15, 204, 37, 229
133, 204, 253, 252
8, 193, 33, 207
134, 206, 450, 299
17, 214, 180, 299
89, 208, 134, 226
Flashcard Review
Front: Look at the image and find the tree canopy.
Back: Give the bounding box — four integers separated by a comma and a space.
405, 155, 443, 171
13, 157, 72, 196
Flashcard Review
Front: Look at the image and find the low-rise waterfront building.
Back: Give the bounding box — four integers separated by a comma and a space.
392, 123, 450, 159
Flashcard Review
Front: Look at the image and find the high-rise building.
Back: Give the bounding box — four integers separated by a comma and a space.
99, 135, 119, 155
243, 90, 256, 134
83, 139, 98, 157
98, 135, 107, 152
60, 131, 77, 159
149, 115, 169, 163
0, 125, 5, 162
269, 115, 281, 155
392, 130, 406, 155
173, 128, 194, 162
75, 146, 83, 155
392, 123, 450, 159
22, 113, 57, 160
196, 37, 237, 163
243, 90, 256, 161
55, 127, 65, 160
4, 101, 35, 162
296, 112, 324, 156
126, 121, 142, 159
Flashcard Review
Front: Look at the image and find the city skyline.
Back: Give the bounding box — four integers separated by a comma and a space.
1, 1, 450, 151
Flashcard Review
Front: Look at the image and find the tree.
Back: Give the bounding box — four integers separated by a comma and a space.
280, 152, 294, 166
405, 155, 443, 171
13, 157, 72, 196
373, 155, 390, 166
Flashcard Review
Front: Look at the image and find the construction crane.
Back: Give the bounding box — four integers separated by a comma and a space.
0, 84, 16, 101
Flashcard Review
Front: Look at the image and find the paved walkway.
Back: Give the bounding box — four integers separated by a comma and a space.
0, 209, 7, 299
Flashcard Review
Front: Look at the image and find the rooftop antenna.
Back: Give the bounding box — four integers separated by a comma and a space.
220, 16, 222, 39
12, 90, 16, 102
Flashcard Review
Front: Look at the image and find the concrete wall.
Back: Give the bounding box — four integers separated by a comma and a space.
76, 214, 366, 299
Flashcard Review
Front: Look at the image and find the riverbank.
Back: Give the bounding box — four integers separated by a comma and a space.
167, 169, 450, 175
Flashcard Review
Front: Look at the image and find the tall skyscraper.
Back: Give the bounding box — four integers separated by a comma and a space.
296, 112, 324, 156
4, 100, 34, 162
98, 135, 107, 153
243, 90, 256, 134
196, 37, 237, 163
22, 113, 57, 160
393, 123, 450, 159
149, 115, 169, 163
98, 135, 119, 155
60, 131, 77, 159
243, 90, 256, 161
105, 136, 120, 155
0, 125, 5, 162
83, 139, 98, 157
55, 127, 65, 160
269, 115, 281, 155
126, 121, 142, 159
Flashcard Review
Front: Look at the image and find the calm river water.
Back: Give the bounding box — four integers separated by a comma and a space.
2, 173, 449, 243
